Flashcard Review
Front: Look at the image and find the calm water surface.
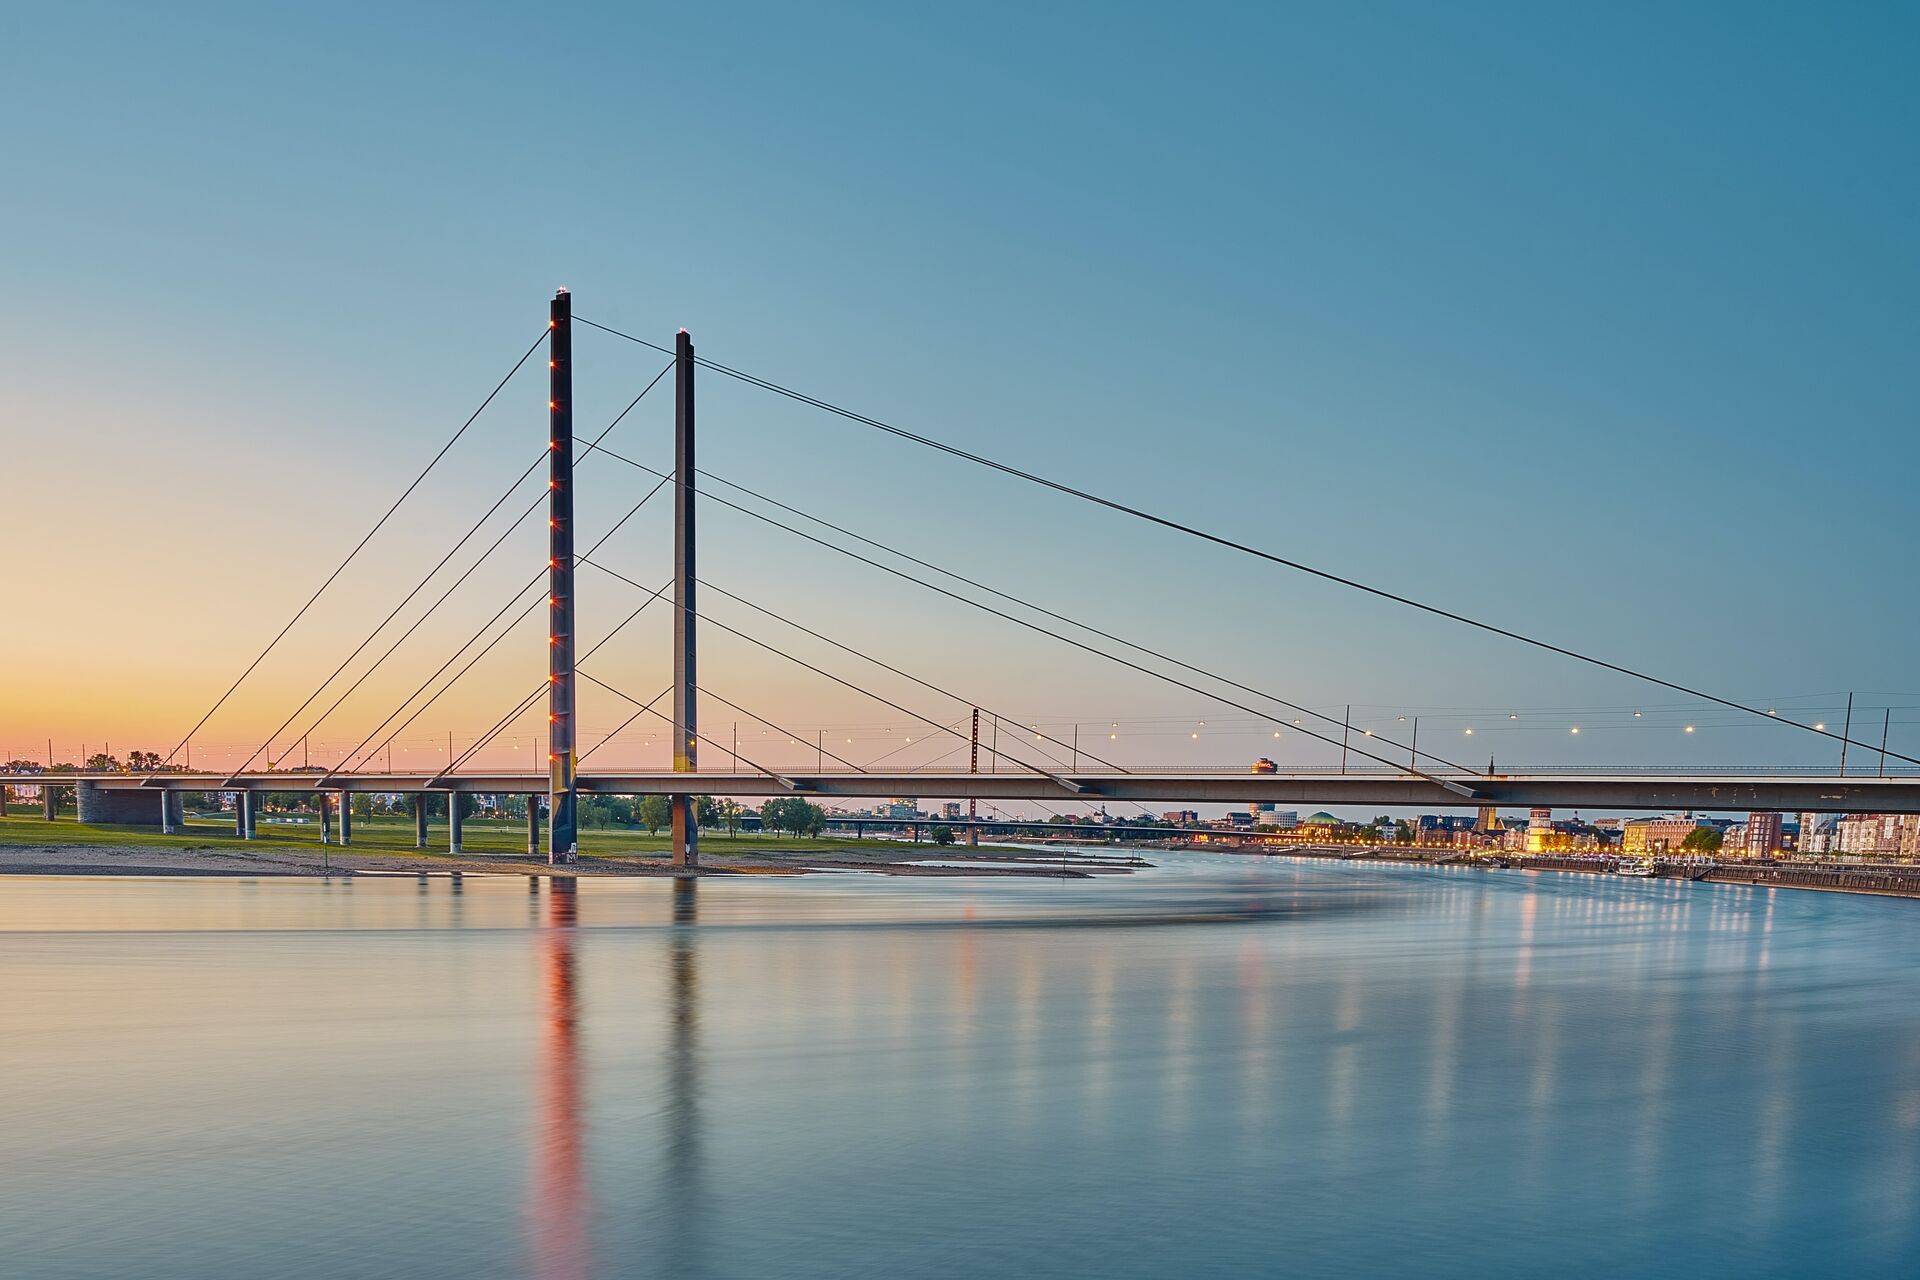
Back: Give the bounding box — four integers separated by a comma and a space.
3, 853, 1918, 1278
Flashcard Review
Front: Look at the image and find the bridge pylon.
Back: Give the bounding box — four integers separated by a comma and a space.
548, 289, 579, 864
671, 328, 699, 868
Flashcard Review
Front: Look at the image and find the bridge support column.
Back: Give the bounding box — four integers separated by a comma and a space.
236, 791, 252, 840
44, 786, 58, 820
73, 780, 183, 828
547, 289, 579, 865
338, 792, 352, 846
449, 793, 464, 855
527, 796, 540, 857
318, 792, 331, 844
671, 326, 699, 869
0, 785, 8, 817
414, 795, 428, 849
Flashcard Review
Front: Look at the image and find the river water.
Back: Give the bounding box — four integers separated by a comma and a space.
3, 853, 1917, 1278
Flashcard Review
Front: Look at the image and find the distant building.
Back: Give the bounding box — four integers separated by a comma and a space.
941, 802, 963, 820
1833, 813, 1918, 858
1622, 815, 1702, 854
1162, 809, 1199, 825
1742, 812, 1783, 857
1257, 810, 1299, 829
1525, 807, 1553, 853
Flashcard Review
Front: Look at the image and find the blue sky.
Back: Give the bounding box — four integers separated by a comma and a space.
2, 2, 1916, 785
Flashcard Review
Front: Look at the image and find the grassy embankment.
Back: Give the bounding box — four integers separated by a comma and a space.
0, 810, 927, 859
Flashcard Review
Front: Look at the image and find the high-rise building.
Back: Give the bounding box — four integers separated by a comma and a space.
1249, 758, 1277, 813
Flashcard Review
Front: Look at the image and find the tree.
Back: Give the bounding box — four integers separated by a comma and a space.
759, 797, 825, 838
760, 797, 799, 837
639, 794, 671, 835
85, 753, 120, 773
931, 825, 956, 846
579, 796, 612, 830
719, 799, 743, 834
1681, 826, 1723, 854
1396, 824, 1416, 845
695, 795, 719, 829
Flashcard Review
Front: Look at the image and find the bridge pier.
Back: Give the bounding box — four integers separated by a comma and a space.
43, 785, 57, 820
235, 791, 253, 840
73, 780, 185, 829
338, 792, 352, 845
0, 784, 8, 817
449, 794, 464, 855
318, 792, 331, 844
413, 795, 428, 848
527, 797, 540, 857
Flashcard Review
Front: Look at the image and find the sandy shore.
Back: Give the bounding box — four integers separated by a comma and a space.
0, 842, 1145, 879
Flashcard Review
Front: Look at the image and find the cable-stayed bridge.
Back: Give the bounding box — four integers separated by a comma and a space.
10, 289, 1919, 865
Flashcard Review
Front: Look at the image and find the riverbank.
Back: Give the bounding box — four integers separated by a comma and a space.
1229, 844, 1920, 900
0, 815, 1145, 878
0, 842, 1142, 878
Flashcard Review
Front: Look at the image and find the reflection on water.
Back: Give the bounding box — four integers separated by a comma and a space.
662, 877, 702, 1278
529, 878, 586, 1280
3, 855, 1920, 1279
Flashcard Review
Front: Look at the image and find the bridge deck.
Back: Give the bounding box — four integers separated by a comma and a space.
7, 771, 1920, 813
